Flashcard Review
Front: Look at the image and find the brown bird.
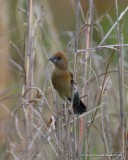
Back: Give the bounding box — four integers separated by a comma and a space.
49, 51, 86, 114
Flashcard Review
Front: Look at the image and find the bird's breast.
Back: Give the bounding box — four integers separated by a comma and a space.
51, 69, 72, 99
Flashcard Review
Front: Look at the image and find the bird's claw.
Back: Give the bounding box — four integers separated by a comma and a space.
72, 80, 77, 84
68, 109, 73, 115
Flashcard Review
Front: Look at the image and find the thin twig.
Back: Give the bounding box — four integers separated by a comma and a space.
115, 1, 125, 159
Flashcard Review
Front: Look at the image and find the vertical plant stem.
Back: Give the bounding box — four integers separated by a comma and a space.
72, 0, 80, 159
72, 117, 77, 160
24, 0, 34, 159
26, 0, 33, 90
56, 94, 62, 157
115, 0, 125, 159
84, 1, 94, 159
63, 114, 72, 160
101, 105, 111, 160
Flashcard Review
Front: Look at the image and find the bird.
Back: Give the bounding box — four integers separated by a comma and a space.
49, 51, 86, 114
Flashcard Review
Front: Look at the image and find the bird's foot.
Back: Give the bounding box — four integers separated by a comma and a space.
65, 98, 71, 105
68, 109, 73, 115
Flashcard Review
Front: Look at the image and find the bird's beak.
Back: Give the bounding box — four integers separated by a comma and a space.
48, 56, 57, 63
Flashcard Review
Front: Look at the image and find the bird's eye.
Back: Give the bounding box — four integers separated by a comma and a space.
57, 57, 61, 60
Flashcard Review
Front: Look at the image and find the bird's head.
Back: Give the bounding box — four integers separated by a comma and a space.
49, 51, 68, 70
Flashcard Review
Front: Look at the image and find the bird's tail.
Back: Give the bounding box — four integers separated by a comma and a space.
73, 92, 86, 114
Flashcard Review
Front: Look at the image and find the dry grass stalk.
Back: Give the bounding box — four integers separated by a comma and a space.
115, 0, 125, 159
